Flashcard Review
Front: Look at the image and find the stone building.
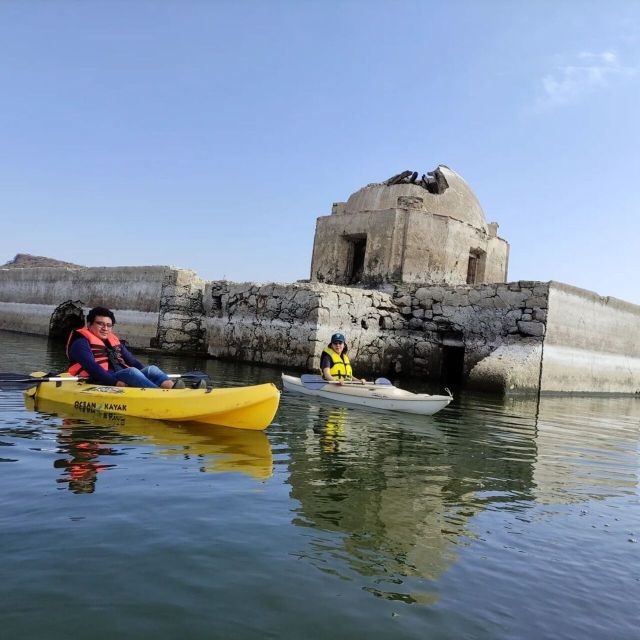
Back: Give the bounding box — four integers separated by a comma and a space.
310, 166, 509, 287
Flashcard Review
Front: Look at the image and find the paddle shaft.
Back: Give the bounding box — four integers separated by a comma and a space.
0, 370, 209, 391
299, 374, 392, 390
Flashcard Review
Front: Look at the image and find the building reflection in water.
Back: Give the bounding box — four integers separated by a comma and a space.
284, 393, 640, 602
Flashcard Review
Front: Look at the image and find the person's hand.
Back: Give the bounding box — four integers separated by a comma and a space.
360, 378, 366, 384
116, 380, 127, 387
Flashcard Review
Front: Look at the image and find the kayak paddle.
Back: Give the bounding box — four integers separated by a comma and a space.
0, 370, 211, 391
300, 374, 392, 390
0, 373, 87, 390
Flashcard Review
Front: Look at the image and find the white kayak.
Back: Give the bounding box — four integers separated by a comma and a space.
281, 374, 452, 416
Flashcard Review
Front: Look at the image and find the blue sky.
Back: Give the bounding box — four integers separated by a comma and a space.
2, 1, 639, 302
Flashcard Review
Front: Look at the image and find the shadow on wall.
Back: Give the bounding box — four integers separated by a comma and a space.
49, 300, 85, 342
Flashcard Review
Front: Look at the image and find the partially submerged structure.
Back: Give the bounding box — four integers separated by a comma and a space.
1, 165, 639, 395
310, 166, 508, 287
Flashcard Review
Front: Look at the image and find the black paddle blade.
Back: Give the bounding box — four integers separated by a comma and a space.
179, 371, 210, 381
0, 374, 43, 391
0, 372, 79, 391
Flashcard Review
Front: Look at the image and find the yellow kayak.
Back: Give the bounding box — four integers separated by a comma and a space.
24, 378, 280, 431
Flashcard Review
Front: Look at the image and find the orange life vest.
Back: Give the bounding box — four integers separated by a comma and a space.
66, 327, 128, 377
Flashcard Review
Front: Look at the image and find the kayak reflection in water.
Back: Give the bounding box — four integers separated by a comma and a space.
66, 306, 186, 389
320, 332, 367, 385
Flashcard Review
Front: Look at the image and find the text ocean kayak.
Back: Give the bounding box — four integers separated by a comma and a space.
25, 379, 280, 431
281, 374, 452, 416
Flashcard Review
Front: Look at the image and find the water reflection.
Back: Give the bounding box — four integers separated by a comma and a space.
3, 330, 640, 628
53, 423, 120, 493
282, 392, 640, 602
24, 395, 273, 486
532, 395, 640, 504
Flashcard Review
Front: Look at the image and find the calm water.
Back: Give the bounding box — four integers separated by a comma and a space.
1, 331, 639, 639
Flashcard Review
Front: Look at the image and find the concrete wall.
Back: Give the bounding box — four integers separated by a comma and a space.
0, 265, 171, 348
540, 282, 640, 394
0, 266, 168, 309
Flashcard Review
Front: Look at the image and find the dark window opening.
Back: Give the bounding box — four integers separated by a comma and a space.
441, 345, 465, 387
467, 249, 486, 285
347, 237, 367, 284
466, 254, 478, 284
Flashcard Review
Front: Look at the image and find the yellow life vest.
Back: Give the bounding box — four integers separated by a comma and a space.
321, 347, 353, 379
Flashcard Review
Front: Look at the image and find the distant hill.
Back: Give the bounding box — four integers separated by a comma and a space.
0, 253, 85, 269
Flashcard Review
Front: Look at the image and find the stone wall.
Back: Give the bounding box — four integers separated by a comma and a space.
200, 278, 551, 392
2, 264, 638, 395
385, 281, 550, 392
157, 269, 206, 352
202, 281, 400, 371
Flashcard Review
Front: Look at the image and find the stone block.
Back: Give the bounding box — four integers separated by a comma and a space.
443, 291, 470, 306
413, 287, 432, 304
525, 296, 548, 308
472, 296, 496, 309
496, 288, 528, 307
517, 320, 545, 337
533, 308, 547, 322
163, 328, 191, 343
468, 289, 489, 305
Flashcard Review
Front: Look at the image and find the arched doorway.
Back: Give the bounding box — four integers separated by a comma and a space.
49, 301, 85, 342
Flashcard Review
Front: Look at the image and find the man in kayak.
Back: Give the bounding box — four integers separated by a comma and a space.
320, 332, 366, 384
66, 306, 185, 388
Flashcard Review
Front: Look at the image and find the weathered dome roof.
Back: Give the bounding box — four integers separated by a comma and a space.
343, 165, 488, 230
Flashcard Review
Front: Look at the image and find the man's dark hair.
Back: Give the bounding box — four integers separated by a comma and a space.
87, 306, 116, 324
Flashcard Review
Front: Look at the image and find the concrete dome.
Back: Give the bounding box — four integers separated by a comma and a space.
343, 165, 488, 231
